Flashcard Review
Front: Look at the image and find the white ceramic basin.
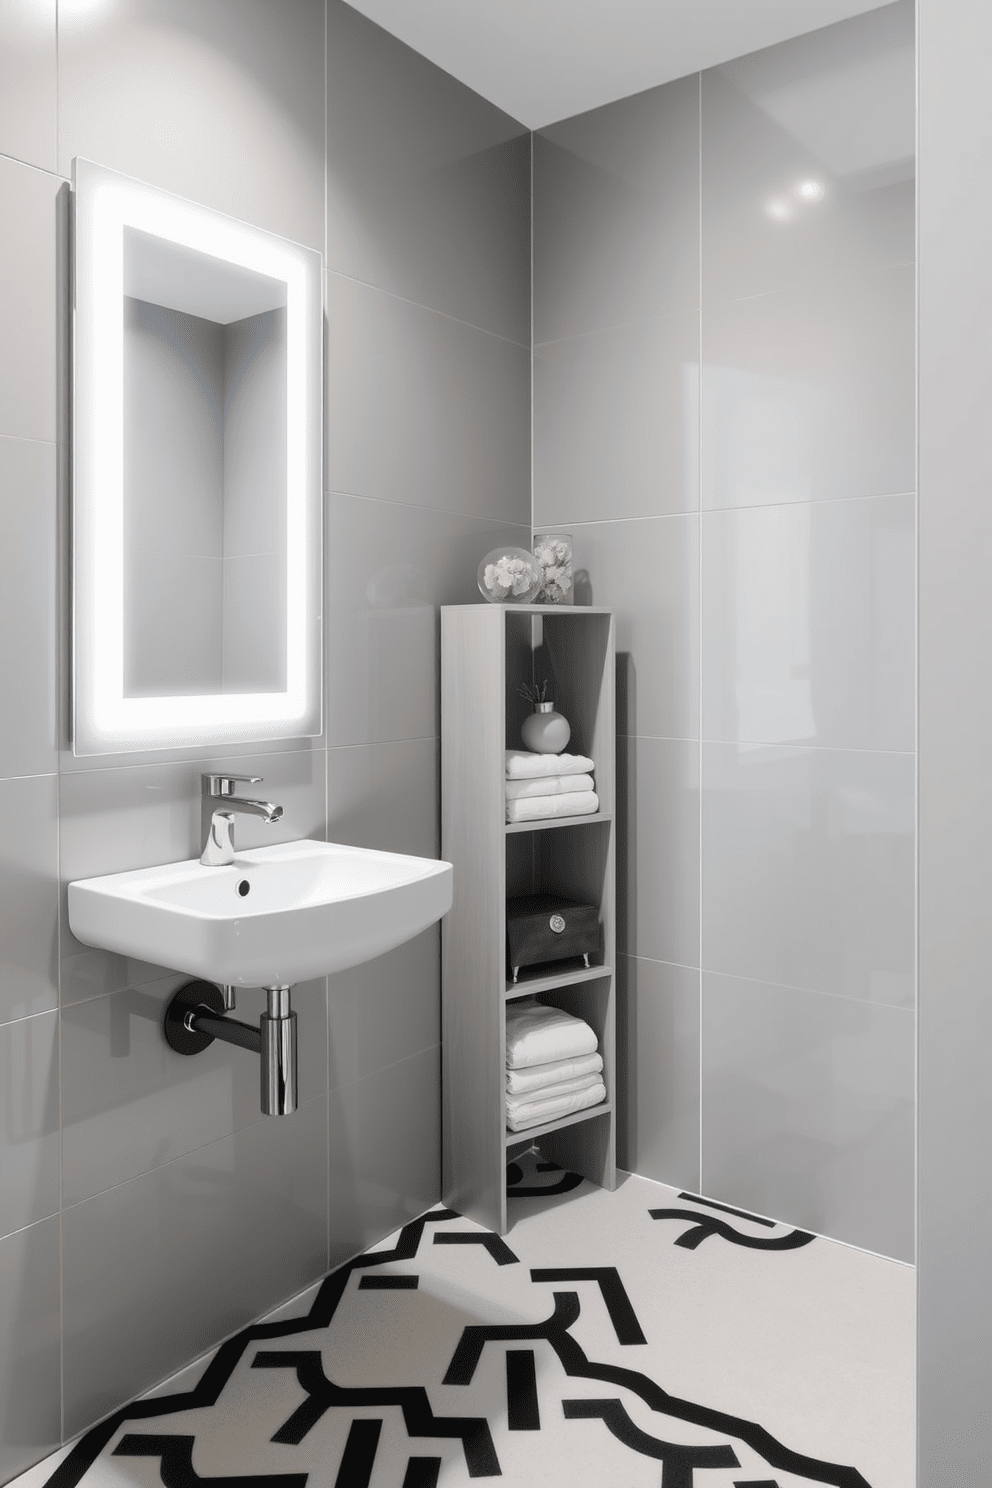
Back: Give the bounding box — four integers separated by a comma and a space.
68, 839, 453, 987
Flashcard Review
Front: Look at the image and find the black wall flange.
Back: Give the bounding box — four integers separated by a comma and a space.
164, 980, 261, 1058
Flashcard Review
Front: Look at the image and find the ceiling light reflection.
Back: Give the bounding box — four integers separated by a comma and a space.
795, 179, 826, 202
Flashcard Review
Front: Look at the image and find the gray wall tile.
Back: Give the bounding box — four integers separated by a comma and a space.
0, 774, 58, 1027
327, 737, 439, 859
618, 954, 700, 1190
702, 971, 914, 1261
325, 271, 530, 524
0, 158, 60, 444
62, 1093, 328, 1437
326, 0, 529, 341
0, 1216, 61, 1482
617, 735, 700, 968
0, 1, 57, 173
0, 1012, 59, 1239
702, 741, 914, 1007
0, 438, 58, 777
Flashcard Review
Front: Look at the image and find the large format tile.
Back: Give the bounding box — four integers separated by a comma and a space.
702, 742, 915, 1007
533, 310, 700, 525
533, 72, 699, 342
570, 514, 698, 740
0, 774, 58, 1027
327, 737, 438, 860
0, 1012, 59, 1240
0, 439, 59, 777
62, 1093, 328, 1437
617, 736, 699, 970
618, 954, 700, 1190
58, 0, 324, 250
0, 0, 57, 172
0, 158, 60, 443
326, 1, 529, 342
59, 748, 326, 1004
326, 928, 439, 1093
61, 975, 328, 1206
0, 1217, 60, 1482
702, 493, 915, 752
701, 265, 915, 510
326, 493, 529, 747
702, 971, 915, 1261
325, 272, 530, 525
702, 3, 915, 306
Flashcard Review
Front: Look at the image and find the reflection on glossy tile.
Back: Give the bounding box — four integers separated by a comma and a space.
702, 742, 914, 1006
0, 1012, 58, 1240
62, 1093, 328, 1437
326, 492, 529, 747
571, 515, 698, 740
618, 954, 699, 1189
58, 0, 324, 249
0, 775, 58, 1027
702, 971, 914, 1260
702, 494, 915, 752
61, 976, 328, 1205
0, 439, 58, 776
534, 311, 700, 525
0, 0, 56, 172
617, 736, 699, 969
325, 272, 530, 524
0, 1216, 60, 1481
702, 265, 915, 509
0, 158, 59, 443
327, 738, 438, 860
534, 72, 699, 341
702, 3, 915, 305
59, 749, 326, 1004
326, 2, 529, 340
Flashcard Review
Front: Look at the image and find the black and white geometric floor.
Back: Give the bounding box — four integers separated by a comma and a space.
14, 1155, 915, 1488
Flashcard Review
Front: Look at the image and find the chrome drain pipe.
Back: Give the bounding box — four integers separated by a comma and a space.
261, 986, 297, 1116
164, 979, 298, 1116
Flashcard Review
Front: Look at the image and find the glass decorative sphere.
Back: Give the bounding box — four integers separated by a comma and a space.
477, 546, 543, 605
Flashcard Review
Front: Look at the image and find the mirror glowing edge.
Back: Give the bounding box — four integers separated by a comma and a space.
71, 158, 323, 755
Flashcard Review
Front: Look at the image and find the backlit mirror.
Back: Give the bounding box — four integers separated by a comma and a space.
72, 158, 322, 755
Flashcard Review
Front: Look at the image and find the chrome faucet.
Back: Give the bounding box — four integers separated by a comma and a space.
200, 774, 283, 867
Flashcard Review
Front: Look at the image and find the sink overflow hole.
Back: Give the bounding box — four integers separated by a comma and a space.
237, 880, 250, 897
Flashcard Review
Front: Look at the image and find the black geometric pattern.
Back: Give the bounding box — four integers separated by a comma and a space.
651, 1192, 816, 1252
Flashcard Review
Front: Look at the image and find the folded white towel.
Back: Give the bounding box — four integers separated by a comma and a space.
505, 1078, 606, 1132
505, 773, 594, 800
505, 750, 594, 779
506, 1072, 602, 1109
506, 1051, 603, 1095
505, 999, 598, 1069
506, 790, 598, 824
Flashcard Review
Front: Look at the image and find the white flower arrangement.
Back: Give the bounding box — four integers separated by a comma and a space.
533, 534, 573, 604
483, 555, 539, 600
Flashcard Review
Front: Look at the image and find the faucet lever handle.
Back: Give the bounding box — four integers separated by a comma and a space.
202, 773, 262, 798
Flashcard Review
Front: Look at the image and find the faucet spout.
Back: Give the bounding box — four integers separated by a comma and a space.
199, 774, 284, 866
225, 797, 283, 823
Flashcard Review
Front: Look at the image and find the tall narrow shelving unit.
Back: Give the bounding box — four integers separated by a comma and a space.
441, 603, 616, 1235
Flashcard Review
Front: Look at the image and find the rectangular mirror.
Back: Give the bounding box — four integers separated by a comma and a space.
72, 158, 322, 755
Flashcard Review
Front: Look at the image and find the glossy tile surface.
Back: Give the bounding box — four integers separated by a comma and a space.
701, 265, 915, 509
0, 774, 58, 1026
702, 493, 915, 751
0, 1012, 59, 1240
61, 976, 328, 1205
327, 737, 438, 859
0, 158, 60, 443
617, 736, 700, 969
571, 514, 699, 739
533, 310, 700, 525
325, 271, 530, 523
58, 0, 325, 249
0, 0, 57, 172
618, 954, 700, 1190
534, 72, 699, 342
702, 742, 914, 1006
702, 971, 915, 1261
0, 439, 60, 777
326, 492, 529, 747
702, 3, 915, 305
0, 1217, 60, 1482
326, 1, 529, 341
326, 928, 439, 1092
62, 1093, 328, 1437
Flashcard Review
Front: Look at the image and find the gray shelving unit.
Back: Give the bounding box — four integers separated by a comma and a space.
441, 603, 617, 1234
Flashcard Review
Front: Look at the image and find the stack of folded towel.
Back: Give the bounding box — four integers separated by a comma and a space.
505, 998, 606, 1132
505, 750, 599, 824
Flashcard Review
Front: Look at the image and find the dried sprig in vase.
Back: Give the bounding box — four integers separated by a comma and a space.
517, 679, 571, 754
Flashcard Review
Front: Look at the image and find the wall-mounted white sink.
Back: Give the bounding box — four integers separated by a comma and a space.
68, 838, 453, 987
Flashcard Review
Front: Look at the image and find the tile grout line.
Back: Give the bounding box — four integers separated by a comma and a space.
697, 69, 704, 1194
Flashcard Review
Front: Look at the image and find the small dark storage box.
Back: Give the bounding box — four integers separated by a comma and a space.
506, 893, 600, 982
